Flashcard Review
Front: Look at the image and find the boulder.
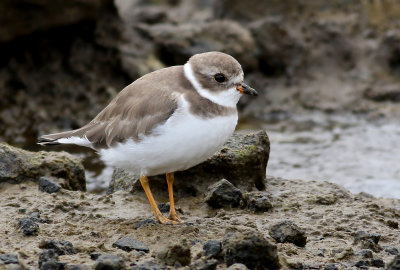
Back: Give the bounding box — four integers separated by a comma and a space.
108, 131, 269, 197
0, 143, 86, 191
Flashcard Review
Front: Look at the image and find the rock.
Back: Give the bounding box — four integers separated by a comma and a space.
109, 131, 270, 196
143, 20, 256, 70
112, 237, 149, 253
38, 249, 59, 268
385, 246, 400, 255
203, 240, 222, 258
205, 179, 242, 209
0, 254, 18, 264
134, 219, 157, 230
157, 242, 191, 266
18, 217, 39, 236
94, 254, 124, 270
372, 259, 385, 268
387, 255, 400, 270
189, 259, 218, 270
0, 0, 113, 42
0, 143, 86, 191
222, 230, 280, 270
241, 192, 273, 213
354, 231, 381, 252
39, 240, 76, 255
356, 249, 373, 259
38, 176, 61, 193
323, 264, 338, 270
131, 260, 166, 270
227, 264, 249, 270
269, 221, 307, 247
157, 203, 170, 214
387, 220, 399, 229
41, 261, 66, 270
66, 265, 91, 270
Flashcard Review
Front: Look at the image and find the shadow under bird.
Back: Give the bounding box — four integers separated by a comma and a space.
38, 51, 258, 224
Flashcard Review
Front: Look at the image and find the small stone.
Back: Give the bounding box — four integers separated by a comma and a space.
189, 259, 218, 270
38, 249, 59, 268
157, 242, 191, 266
323, 263, 338, 270
135, 219, 157, 229
354, 260, 369, 267
384, 246, 399, 255
203, 240, 222, 258
90, 253, 102, 260
269, 220, 307, 247
387, 220, 399, 229
227, 263, 249, 270
66, 265, 91, 270
241, 192, 272, 213
314, 194, 336, 205
0, 254, 18, 264
354, 231, 380, 244
19, 217, 39, 236
371, 258, 385, 268
39, 176, 61, 193
39, 240, 76, 255
94, 254, 124, 270
387, 255, 400, 270
223, 230, 280, 269
205, 179, 242, 208
158, 203, 170, 213
356, 249, 373, 258
112, 237, 149, 253
41, 261, 66, 270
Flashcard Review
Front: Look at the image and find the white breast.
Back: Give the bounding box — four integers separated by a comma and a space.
99, 95, 238, 176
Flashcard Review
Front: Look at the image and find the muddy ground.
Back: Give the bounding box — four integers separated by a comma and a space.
1, 177, 400, 269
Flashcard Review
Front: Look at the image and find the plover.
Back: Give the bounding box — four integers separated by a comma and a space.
39, 51, 258, 224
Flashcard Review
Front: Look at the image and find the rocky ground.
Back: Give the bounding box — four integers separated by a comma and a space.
1, 132, 400, 270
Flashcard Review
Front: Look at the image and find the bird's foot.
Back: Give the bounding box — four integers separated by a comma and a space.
156, 214, 180, 225
168, 212, 182, 223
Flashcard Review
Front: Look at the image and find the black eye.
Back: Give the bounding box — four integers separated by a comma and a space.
214, 73, 226, 83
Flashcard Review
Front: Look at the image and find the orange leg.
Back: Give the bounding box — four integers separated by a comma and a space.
139, 175, 177, 225
166, 172, 182, 222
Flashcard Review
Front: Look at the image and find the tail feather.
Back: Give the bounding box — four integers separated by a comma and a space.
38, 130, 75, 146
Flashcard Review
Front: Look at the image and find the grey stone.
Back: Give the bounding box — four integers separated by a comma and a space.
354, 231, 381, 244
372, 259, 385, 268
39, 176, 61, 193
203, 240, 222, 258
135, 219, 157, 230
0, 143, 86, 191
131, 260, 166, 270
189, 259, 217, 270
387, 255, 400, 270
112, 237, 149, 253
356, 249, 373, 259
38, 249, 59, 268
222, 230, 280, 270
41, 261, 66, 270
157, 242, 191, 266
109, 131, 270, 196
157, 203, 170, 214
205, 179, 242, 209
18, 217, 39, 236
39, 240, 76, 255
241, 192, 273, 213
269, 220, 307, 247
0, 254, 18, 264
66, 265, 91, 270
384, 246, 399, 255
94, 254, 124, 270
323, 264, 338, 270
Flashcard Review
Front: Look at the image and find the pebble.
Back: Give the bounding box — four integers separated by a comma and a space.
241, 192, 272, 213
384, 246, 400, 255
38, 176, 61, 193
0, 254, 18, 264
94, 254, 124, 270
222, 230, 280, 270
157, 203, 170, 213
157, 242, 191, 266
190, 259, 217, 270
112, 237, 149, 253
203, 240, 221, 258
323, 263, 338, 270
38, 249, 65, 270
18, 217, 39, 236
269, 220, 307, 247
205, 179, 242, 208
356, 249, 373, 258
39, 240, 76, 255
135, 219, 157, 230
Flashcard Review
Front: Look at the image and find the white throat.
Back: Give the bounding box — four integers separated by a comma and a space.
183, 62, 241, 108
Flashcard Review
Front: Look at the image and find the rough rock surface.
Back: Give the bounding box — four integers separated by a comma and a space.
0, 143, 86, 191
109, 131, 270, 196
222, 230, 280, 269
38, 176, 62, 194
94, 254, 123, 270
269, 220, 307, 247
205, 179, 242, 209
241, 191, 273, 213
112, 237, 149, 253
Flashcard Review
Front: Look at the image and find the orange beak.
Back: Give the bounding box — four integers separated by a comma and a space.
236, 83, 258, 96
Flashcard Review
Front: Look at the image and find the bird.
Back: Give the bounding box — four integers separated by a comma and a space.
38, 51, 258, 224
